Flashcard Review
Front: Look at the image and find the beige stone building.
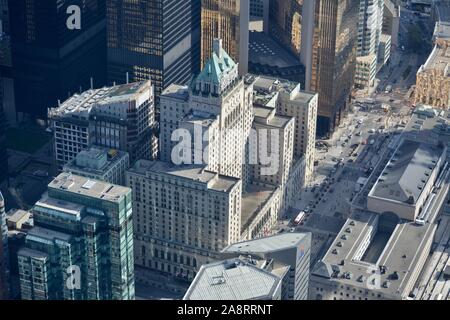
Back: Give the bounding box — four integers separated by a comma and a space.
127, 160, 242, 281
414, 22, 450, 109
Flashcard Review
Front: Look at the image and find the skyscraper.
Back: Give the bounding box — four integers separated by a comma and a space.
0, 191, 10, 299
201, 0, 250, 75
106, 0, 200, 99
358, 0, 384, 57
310, 0, 359, 137
17, 173, 135, 300
8, 0, 107, 119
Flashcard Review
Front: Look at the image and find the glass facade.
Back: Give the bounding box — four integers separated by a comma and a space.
201, 0, 249, 75
17, 179, 135, 300
8, 0, 107, 119
269, 0, 304, 58
310, 0, 359, 137
106, 0, 199, 99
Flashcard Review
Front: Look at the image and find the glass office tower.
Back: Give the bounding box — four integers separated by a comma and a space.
107, 0, 200, 99
201, 0, 249, 75
17, 173, 135, 300
310, 0, 359, 137
8, 0, 107, 119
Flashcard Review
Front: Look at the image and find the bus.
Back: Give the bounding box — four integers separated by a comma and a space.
294, 211, 306, 225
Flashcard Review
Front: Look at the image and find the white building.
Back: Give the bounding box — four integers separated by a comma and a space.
184, 232, 311, 300
160, 39, 253, 182
48, 81, 157, 170
251, 76, 318, 185
357, 0, 388, 88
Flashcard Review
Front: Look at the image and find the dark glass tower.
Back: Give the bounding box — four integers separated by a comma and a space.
8, 0, 107, 119
107, 0, 200, 99
310, 0, 359, 137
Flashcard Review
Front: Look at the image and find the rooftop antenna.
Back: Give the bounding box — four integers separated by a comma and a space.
90, 77, 94, 90
58, 99, 61, 107
126, 72, 129, 84
113, 81, 116, 86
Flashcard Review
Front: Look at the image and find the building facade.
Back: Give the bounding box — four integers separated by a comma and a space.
106, 0, 201, 99
127, 160, 242, 281
310, 0, 359, 136
48, 81, 157, 170
201, 0, 250, 75
355, 54, 378, 88
9, 0, 107, 119
160, 39, 253, 181
414, 22, 450, 109
17, 173, 135, 300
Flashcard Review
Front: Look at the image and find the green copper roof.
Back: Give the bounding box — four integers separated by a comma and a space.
196, 46, 236, 85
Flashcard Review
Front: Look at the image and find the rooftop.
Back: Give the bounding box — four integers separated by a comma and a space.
253, 106, 294, 129
249, 74, 316, 107
368, 140, 445, 204
241, 184, 278, 231
128, 160, 241, 193
183, 258, 282, 300
405, 105, 450, 143
161, 84, 189, 101
224, 232, 309, 254
34, 192, 84, 221
17, 247, 49, 261
312, 207, 440, 298
48, 81, 151, 119
27, 226, 72, 243
49, 173, 131, 203
63, 146, 128, 176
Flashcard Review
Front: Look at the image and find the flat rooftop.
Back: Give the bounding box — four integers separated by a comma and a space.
48, 81, 150, 118
17, 247, 49, 260
161, 84, 189, 101
369, 140, 444, 204
27, 226, 72, 243
180, 110, 218, 128
64, 146, 128, 175
253, 106, 293, 128
183, 258, 281, 300
241, 184, 278, 231
49, 172, 130, 203
421, 44, 450, 76
34, 192, 84, 221
312, 207, 439, 298
225, 232, 309, 254
128, 160, 240, 193
404, 105, 450, 145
